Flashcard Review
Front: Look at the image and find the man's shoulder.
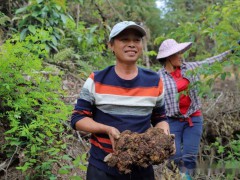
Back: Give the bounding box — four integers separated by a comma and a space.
91, 66, 114, 80
93, 66, 113, 75
138, 67, 160, 84
139, 67, 159, 77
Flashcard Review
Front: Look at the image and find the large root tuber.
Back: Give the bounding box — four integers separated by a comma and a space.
104, 127, 175, 174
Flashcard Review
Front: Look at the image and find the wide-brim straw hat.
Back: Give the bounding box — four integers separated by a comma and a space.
157, 39, 192, 60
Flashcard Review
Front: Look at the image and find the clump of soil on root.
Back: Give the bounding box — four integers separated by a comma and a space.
104, 127, 175, 174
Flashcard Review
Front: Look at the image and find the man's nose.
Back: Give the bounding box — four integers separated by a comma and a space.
127, 40, 135, 47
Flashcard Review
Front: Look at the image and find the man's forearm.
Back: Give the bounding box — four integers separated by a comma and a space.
75, 117, 120, 149
75, 117, 110, 134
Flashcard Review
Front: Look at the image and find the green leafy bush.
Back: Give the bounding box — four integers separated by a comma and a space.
13, 0, 70, 52
61, 18, 114, 72
58, 153, 87, 179
211, 136, 240, 179
0, 32, 71, 178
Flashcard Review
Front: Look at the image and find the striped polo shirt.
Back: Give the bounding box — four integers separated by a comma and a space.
71, 65, 167, 175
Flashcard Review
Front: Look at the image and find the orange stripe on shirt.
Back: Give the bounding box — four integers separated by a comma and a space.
73, 110, 92, 116
157, 79, 164, 96
90, 139, 113, 153
89, 72, 94, 80
95, 82, 160, 97
93, 134, 112, 145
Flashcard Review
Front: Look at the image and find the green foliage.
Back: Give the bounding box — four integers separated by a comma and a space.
185, 61, 233, 98
157, 0, 224, 35
13, 0, 70, 52
0, 12, 11, 26
211, 136, 240, 178
63, 21, 106, 59
109, 0, 162, 39
60, 17, 114, 73
0, 12, 11, 42
58, 153, 87, 179
51, 48, 75, 63
0, 33, 71, 177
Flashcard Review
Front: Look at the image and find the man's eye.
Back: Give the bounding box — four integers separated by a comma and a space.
135, 39, 141, 42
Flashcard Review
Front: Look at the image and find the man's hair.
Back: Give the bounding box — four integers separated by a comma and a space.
109, 38, 114, 45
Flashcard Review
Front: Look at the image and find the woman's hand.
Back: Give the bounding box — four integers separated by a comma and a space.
106, 126, 120, 151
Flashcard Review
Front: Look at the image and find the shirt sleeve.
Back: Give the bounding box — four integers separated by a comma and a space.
151, 78, 167, 126
186, 50, 231, 70
71, 73, 95, 130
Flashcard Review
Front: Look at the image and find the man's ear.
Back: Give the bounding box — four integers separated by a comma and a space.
108, 42, 114, 53
108, 41, 112, 48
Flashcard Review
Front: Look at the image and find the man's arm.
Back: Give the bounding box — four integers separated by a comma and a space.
151, 78, 169, 134
75, 117, 120, 150
71, 72, 120, 150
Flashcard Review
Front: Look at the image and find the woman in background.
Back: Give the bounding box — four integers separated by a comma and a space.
156, 38, 232, 178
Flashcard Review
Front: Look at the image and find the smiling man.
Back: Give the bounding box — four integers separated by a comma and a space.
71, 21, 170, 180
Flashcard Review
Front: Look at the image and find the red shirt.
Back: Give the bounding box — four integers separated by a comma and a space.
170, 68, 201, 116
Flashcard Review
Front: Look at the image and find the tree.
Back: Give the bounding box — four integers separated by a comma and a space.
157, 0, 224, 34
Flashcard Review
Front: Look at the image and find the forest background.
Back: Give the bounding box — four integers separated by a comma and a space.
0, 0, 239, 179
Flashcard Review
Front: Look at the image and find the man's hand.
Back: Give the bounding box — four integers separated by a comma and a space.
155, 121, 176, 155
170, 134, 176, 155
155, 121, 170, 135
106, 126, 120, 151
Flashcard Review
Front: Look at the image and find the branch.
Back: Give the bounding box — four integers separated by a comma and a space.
76, 131, 89, 152
105, 0, 124, 21
94, 2, 106, 23
0, 161, 7, 172
1, 146, 19, 179
205, 92, 223, 113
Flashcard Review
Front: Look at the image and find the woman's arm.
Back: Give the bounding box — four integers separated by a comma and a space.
187, 50, 232, 69
197, 50, 231, 65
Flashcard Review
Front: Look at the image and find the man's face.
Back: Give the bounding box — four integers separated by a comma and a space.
110, 29, 143, 64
